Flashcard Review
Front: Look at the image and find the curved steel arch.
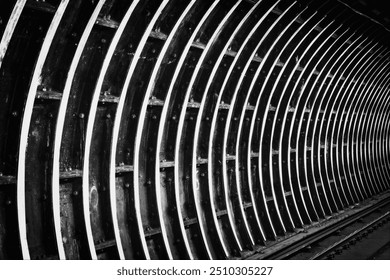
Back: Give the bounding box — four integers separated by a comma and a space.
0, 0, 389, 259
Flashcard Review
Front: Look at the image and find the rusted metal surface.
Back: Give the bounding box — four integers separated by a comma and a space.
0, 0, 389, 259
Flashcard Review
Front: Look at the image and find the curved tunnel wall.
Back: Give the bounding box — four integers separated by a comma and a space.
0, 0, 389, 259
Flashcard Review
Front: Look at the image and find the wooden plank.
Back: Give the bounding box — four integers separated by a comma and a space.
36, 88, 120, 104
95, 17, 119, 29
0, 175, 16, 185
25, 0, 56, 13
95, 239, 116, 251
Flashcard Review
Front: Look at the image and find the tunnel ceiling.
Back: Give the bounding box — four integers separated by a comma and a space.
0, 0, 389, 260
338, 0, 390, 31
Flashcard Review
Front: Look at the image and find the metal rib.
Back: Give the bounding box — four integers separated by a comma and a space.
17, 0, 69, 260
111, 0, 170, 260
171, 0, 244, 259
337, 48, 388, 201
352, 54, 390, 196
326, 45, 385, 204
0, 0, 26, 69
270, 19, 340, 229
306, 37, 370, 215
256, 10, 327, 234
156, 1, 221, 260
51, 1, 107, 260
288, 27, 353, 223
133, 0, 197, 260
340, 50, 390, 202
84, 0, 141, 260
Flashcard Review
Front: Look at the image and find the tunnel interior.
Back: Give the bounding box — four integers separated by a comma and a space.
0, 0, 389, 260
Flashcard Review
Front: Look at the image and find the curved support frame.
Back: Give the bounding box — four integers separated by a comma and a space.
251, 9, 325, 235
213, 1, 284, 246
323, 44, 384, 206
155, 1, 221, 260
0, 0, 26, 69
357, 66, 390, 192
51, 0, 107, 260
287, 27, 353, 223
270, 19, 340, 229
368, 74, 390, 188
303, 36, 370, 216
338, 49, 389, 203
336, 48, 387, 201
1, 0, 389, 260
133, 0, 198, 260
17, 0, 70, 260
240, 5, 312, 239
83, 0, 141, 260
110, 0, 170, 260
298, 35, 365, 217
232, 2, 299, 242
193, 0, 274, 255
312, 42, 379, 215
204, 0, 267, 251
173, 0, 243, 259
